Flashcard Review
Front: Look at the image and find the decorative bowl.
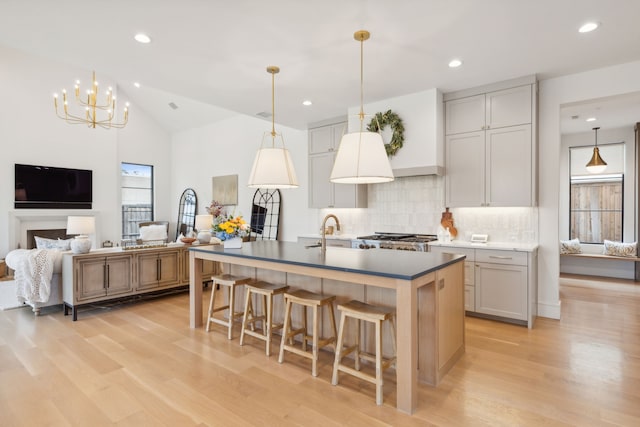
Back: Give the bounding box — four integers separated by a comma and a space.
180, 237, 197, 245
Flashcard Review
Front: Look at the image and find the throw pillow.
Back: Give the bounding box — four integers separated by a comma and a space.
139, 224, 168, 241
559, 238, 582, 254
603, 240, 637, 257
57, 238, 73, 251
34, 236, 61, 250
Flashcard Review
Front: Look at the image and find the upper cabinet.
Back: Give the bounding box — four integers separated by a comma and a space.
308, 121, 367, 208
445, 85, 532, 135
444, 77, 537, 207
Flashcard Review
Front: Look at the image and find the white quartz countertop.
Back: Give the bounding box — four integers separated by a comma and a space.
429, 240, 538, 252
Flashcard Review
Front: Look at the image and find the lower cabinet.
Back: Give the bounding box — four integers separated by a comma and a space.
181, 249, 218, 283
74, 255, 133, 301
429, 244, 537, 328
63, 245, 217, 320
475, 261, 527, 321
137, 250, 180, 290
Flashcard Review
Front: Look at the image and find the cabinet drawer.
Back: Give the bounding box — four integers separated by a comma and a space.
430, 246, 475, 261
475, 249, 527, 266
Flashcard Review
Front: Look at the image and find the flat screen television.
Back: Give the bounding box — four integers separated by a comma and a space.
15, 163, 93, 209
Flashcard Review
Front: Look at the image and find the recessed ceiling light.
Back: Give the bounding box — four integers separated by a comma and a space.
448, 59, 462, 68
134, 33, 152, 44
578, 22, 599, 33
133, 82, 141, 88
586, 117, 596, 122
302, 100, 312, 106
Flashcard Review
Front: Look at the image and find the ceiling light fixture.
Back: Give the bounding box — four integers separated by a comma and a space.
448, 59, 462, 68
53, 71, 129, 129
578, 22, 599, 33
134, 82, 141, 88
586, 117, 596, 122
302, 100, 312, 106
248, 66, 299, 189
134, 33, 151, 43
330, 30, 394, 184
586, 127, 607, 173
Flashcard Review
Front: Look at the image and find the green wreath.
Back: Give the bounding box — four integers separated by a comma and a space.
366, 109, 405, 157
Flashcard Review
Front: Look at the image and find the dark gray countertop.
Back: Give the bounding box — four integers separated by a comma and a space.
190, 240, 465, 280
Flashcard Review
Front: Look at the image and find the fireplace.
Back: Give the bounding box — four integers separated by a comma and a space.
8, 210, 100, 249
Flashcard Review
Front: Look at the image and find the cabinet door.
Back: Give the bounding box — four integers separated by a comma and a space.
475, 262, 527, 320
105, 255, 133, 296
445, 131, 485, 207
485, 124, 532, 206
309, 126, 335, 154
309, 152, 335, 208
437, 261, 465, 369
77, 258, 108, 301
157, 251, 180, 287
445, 94, 485, 135
137, 253, 161, 290
486, 85, 532, 130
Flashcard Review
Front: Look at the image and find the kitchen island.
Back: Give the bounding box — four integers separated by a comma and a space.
189, 241, 465, 415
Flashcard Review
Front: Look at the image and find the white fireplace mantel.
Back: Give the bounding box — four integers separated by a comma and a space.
9, 209, 101, 249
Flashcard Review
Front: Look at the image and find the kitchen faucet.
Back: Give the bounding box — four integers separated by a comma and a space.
321, 214, 341, 252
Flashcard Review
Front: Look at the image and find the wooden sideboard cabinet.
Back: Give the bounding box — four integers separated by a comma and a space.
63, 245, 218, 320
137, 249, 181, 290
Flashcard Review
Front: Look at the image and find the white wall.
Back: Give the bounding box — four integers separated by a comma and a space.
0, 46, 171, 256
539, 59, 640, 319
170, 115, 313, 242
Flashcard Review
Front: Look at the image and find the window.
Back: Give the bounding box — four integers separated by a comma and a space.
121, 163, 154, 240
569, 143, 624, 244
570, 174, 623, 243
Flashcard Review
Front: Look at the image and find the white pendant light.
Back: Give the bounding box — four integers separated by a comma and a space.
586, 127, 607, 174
330, 30, 394, 184
248, 66, 299, 189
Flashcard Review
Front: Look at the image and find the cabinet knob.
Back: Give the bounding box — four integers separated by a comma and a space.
438, 278, 445, 290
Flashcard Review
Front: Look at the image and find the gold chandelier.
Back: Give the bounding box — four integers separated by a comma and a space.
53, 71, 129, 129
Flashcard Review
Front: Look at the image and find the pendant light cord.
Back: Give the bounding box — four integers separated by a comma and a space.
271, 68, 276, 138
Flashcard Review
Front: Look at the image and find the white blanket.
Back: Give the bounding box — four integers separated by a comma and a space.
5, 249, 62, 304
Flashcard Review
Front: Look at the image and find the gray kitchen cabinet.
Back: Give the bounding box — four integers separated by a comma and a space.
308, 121, 367, 208
445, 85, 532, 135
444, 78, 537, 207
474, 250, 528, 322
429, 244, 537, 328
430, 246, 475, 311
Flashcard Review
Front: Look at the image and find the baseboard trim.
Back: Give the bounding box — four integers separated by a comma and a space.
537, 300, 561, 320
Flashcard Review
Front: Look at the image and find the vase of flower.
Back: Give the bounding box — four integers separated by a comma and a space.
223, 237, 243, 249
214, 213, 249, 249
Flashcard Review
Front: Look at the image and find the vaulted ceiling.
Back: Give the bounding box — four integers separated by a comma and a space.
1, 0, 640, 133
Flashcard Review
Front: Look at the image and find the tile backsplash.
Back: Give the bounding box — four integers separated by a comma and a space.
317, 175, 538, 243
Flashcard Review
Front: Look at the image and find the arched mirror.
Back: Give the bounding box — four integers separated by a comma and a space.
176, 188, 197, 240
249, 189, 281, 241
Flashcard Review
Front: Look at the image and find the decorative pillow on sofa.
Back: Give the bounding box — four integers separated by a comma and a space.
603, 240, 637, 257
559, 238, 582, 254
34, 236, 72, 250
139, 224, 168, 241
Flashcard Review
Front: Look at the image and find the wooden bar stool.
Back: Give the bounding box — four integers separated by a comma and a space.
331, 300, 397, 405
206, 274, 253, 339
240, 281, 289, 356
278, 289, 338, 377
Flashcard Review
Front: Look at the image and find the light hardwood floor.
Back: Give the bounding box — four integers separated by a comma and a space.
0, 276, 638, 426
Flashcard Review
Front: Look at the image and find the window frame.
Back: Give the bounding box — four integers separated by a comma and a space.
121, 162, 154, 240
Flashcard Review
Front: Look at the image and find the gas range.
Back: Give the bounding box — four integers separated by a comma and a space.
351, 232, 438, 251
